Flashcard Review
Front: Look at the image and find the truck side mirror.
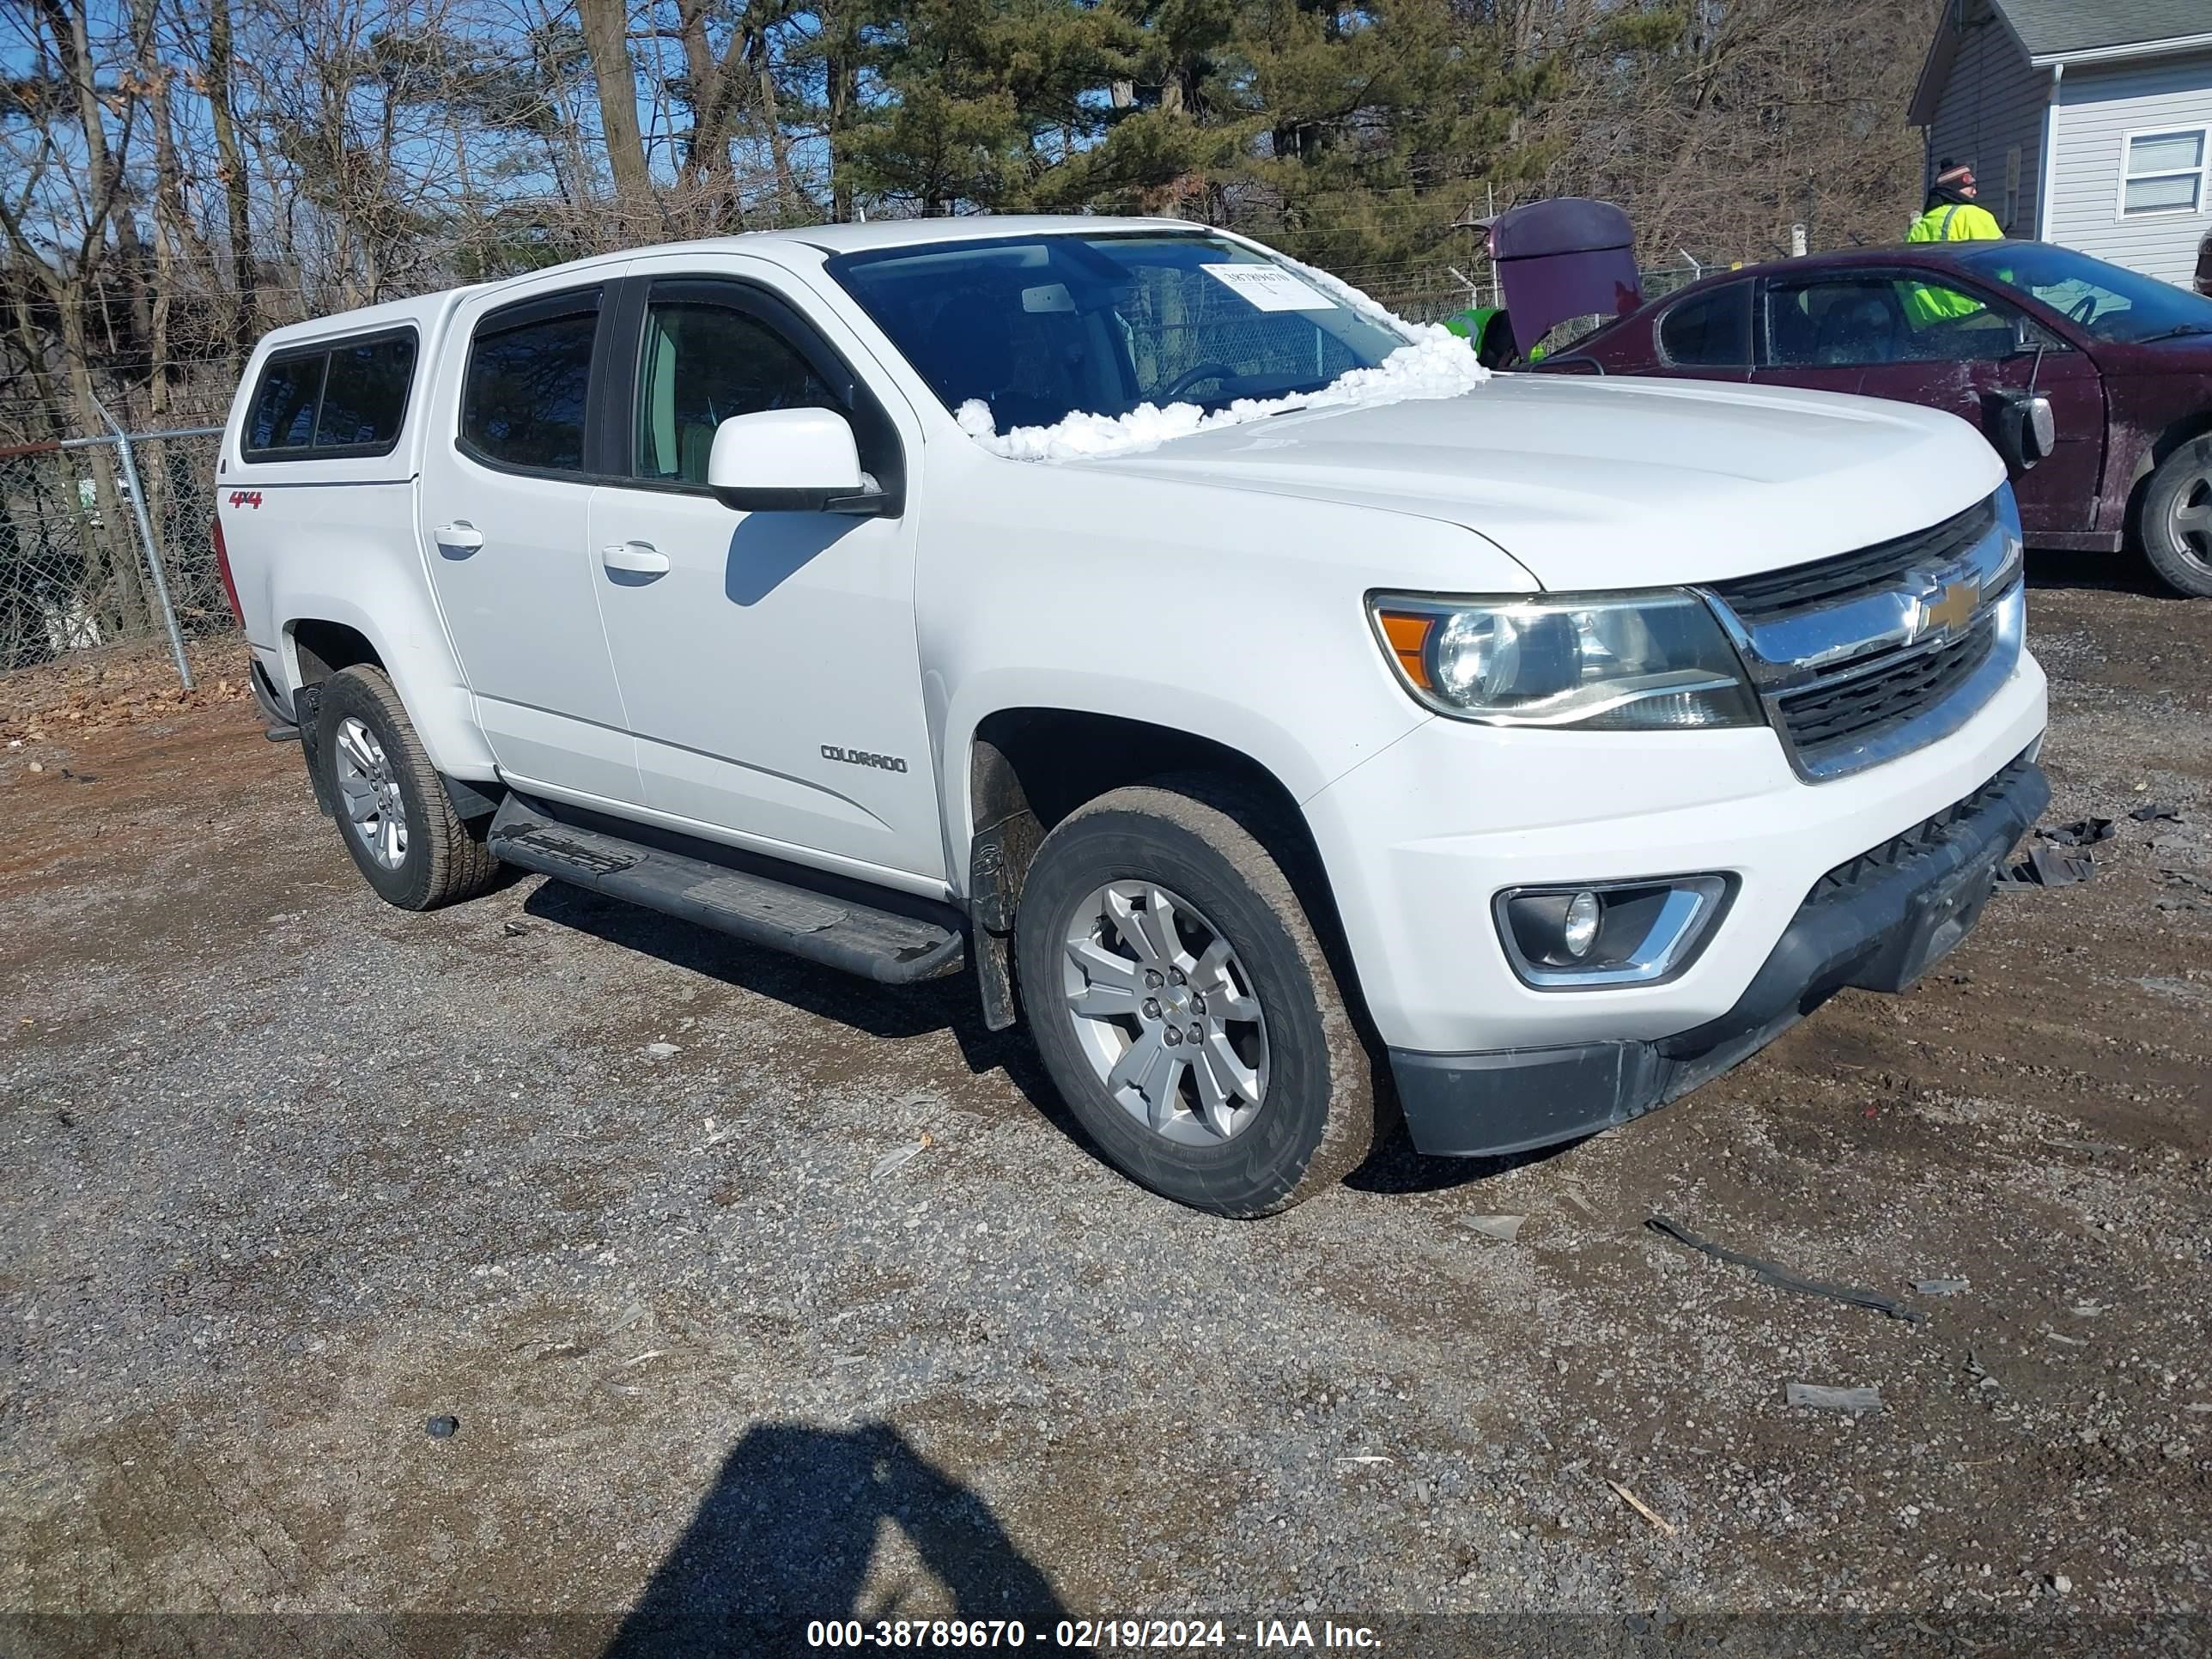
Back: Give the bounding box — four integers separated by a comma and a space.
708, 408, 890, 515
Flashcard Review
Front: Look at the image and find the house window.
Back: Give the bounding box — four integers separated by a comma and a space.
2120, 127, 2207, 216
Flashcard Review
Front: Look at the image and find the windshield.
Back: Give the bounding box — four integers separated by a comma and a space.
825, 231, 1411, 432
1954, 241, 2212, 344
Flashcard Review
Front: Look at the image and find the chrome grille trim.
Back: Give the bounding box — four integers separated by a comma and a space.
1710, 496, 1999, 627
1698, 490, 2026, 781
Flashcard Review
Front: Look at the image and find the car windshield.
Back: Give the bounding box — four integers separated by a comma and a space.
1953, 241, 2212, 344
825, 231, 1410, 432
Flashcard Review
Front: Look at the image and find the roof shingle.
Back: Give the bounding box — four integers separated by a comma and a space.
1994, 0, 2212, 58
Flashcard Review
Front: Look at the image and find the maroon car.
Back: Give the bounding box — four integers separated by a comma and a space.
1542, 241, 2212, 597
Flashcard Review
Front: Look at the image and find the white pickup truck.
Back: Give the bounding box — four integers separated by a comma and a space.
215, 216, 2048, 1216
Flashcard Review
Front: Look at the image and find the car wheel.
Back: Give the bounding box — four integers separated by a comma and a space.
2142, 436, 2212, 599
316, 665, 500, 910
1014, 778, 1379, 1217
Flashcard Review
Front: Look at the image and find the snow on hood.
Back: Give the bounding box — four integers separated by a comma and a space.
956, 268, 1489, 464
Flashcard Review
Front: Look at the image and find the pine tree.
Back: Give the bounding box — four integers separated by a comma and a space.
839, 0, 1126, 214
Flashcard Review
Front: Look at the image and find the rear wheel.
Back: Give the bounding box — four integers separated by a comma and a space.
316, 665, 500, 910
1015, 780, 1378, 1217
2142, 436, 2212, 598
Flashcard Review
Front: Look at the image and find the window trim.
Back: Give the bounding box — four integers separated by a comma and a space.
240, 325, 418, 462
2115, 124, 2209, 221
453, 285, 613, 483
1655, 278, 1753, 369
599, 274, 907, 516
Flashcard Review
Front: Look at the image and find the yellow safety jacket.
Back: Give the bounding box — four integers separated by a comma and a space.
1907, 201, 2004, 243
1902, 202, 2003, 325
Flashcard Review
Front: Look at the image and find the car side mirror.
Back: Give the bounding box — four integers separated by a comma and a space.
708, 408, 890, 515
1991, 388, 2055, 469
2021, 392, 2055, 462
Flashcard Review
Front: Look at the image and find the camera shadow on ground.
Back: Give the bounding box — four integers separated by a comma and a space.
602, 1419, 1068, 1656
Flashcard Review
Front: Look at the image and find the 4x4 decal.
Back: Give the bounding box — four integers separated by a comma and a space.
227, 489, 264, 509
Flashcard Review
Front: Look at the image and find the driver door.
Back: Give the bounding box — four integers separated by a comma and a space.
1858, 270, 2103, 539
1758, 270, 2102, 538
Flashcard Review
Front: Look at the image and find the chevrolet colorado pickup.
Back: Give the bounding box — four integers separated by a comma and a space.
216, 216, 2048, 1216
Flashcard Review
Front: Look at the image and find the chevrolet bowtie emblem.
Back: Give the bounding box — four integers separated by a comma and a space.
1918, 577, 1978, 638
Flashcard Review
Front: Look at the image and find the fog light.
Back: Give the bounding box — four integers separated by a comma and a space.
1497, 875, 1733, 989
1562, 890, 1601, 958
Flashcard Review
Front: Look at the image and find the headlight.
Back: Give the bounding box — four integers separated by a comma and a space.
1370, 591, 1760, 729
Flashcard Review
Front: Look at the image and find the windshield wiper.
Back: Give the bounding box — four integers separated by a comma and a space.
2140, 324, 2212, 343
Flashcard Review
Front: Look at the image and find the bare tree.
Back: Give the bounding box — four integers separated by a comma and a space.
577, 0, 659, 214
0, 0, 156, 630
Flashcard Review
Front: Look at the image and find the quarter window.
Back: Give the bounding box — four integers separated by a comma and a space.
635, 302, 838, 484
2121, 128, 2207, 216
461, 293, 601, 474
1658, 283, 1752, 366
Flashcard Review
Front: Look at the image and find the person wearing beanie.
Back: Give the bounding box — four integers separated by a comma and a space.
1908, 161, 2004, 243
1901, 160, 2004, 331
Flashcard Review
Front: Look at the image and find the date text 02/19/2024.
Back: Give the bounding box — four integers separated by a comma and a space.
804, 1619, 1383, 1649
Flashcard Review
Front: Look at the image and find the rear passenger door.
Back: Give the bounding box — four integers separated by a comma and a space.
417, 270, 641, 803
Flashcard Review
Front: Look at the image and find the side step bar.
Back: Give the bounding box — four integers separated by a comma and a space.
487, 795, 965, 985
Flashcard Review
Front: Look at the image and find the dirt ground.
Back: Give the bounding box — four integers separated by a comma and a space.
3, 563, 2209, 1656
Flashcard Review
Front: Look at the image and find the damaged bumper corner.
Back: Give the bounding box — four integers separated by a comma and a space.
1389, 751, 2048, 1158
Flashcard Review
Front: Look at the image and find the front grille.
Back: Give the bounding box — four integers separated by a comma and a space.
1702, 489, 2018, 779
1775, 616, 1998, 765
1709, 495, 1998, 629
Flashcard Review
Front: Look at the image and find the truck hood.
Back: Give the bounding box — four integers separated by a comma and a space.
1074, 373, 2006, 589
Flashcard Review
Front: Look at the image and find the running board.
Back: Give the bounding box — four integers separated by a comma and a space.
487, 796, 965, 985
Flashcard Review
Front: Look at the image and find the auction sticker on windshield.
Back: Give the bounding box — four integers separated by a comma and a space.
1201, 263, 1335, 312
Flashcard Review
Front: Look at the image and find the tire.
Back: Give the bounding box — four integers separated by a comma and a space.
2141, 436, 2212, 599
315, 665, 500, 910
1014, 779, 1379, 1218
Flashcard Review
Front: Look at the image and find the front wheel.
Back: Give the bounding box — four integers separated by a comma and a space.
2142, 436, 2212, 598
1014, 781, 1379, 1217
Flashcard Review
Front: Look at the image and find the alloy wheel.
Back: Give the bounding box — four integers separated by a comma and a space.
2168, 465, 2212, 576
1060, 880, 1269, 1145
333, 715, 410, 870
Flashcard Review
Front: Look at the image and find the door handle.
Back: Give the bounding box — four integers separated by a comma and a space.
434, 521, 484, 552
600, 541, 671, 576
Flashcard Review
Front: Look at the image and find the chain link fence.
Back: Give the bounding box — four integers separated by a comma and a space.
0, 421, 226, 685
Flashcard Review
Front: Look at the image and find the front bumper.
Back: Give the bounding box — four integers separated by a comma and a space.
1389, 753, 2045, 1158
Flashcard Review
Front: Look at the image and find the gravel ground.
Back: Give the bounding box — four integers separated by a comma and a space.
3, 565, 2209, 1656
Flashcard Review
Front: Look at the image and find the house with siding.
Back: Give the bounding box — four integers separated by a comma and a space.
1909, 0, 2212, 286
